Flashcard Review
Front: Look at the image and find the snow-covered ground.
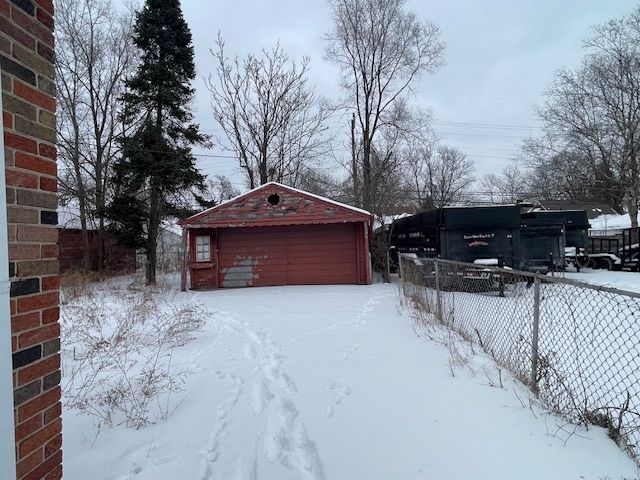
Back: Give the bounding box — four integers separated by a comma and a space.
62, 277, 639, 480
564, 268, 640, 294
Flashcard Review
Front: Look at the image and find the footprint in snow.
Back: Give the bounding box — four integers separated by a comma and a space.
243, 342, 256, 360
264, 396, 325, 480
196, 373, 244, 480
251, 378, 273, 414
343, 342, 359, 359
326, 381, 352, 418
234, 439, 259, 480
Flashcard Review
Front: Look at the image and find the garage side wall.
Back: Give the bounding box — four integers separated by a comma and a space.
357, 221, 372, 285
1, 1, 62, 479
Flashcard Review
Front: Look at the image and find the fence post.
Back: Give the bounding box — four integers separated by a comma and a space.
531, 276, 541, 393
180, 228, 188, 292
398, 254, 405, 296
434, 259, 442, 322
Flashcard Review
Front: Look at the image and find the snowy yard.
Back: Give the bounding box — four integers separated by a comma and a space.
62, 276, 638, 480
564, 268, 640, 294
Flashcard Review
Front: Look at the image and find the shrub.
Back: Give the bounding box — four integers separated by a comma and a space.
61, 278, 207, 430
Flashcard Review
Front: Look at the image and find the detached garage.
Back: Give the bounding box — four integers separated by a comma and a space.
180, 182, 373, 289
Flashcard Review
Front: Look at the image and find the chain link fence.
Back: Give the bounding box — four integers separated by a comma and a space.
399, 254, 640, 461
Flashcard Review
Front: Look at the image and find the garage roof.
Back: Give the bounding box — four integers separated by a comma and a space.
180, 182, 372, 228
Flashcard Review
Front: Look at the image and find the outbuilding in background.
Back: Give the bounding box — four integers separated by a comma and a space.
179, 182, 373, 289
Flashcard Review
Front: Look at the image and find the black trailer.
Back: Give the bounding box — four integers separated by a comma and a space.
390, 209, 441, 258
439, 206, 522, 268
519, 216, 565, 273
525, 210, 589, 250
391, 205, 523, 268
588, 227, 639, 270
520, 209, 590, 270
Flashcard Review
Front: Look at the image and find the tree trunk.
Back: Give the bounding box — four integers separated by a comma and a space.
95, 157, 105, 275
259, 150, 268, 185
78, 198, 91, 273
351, 113, 359, 207
72, 148, 91, 273
362, 138, 372, 212
97, 218, 105, 276
629, 196, 639, 228
146, 184, 160, 285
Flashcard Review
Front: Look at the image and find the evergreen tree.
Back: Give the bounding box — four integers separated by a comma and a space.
109, 0, 207, 285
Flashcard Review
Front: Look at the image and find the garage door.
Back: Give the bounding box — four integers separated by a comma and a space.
218, 223, 359, 287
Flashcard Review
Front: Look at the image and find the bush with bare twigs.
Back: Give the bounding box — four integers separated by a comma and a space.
61, 277, 207, 430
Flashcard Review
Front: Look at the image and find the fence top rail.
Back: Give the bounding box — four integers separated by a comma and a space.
398, 254, 640, 300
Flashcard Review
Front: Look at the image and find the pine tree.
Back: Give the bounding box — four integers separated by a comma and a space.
109, 0, 207, 285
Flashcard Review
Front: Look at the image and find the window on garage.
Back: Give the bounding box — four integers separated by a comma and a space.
195, 235, 210, 262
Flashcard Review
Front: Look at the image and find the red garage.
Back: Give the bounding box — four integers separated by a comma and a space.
179, 182, 373, 289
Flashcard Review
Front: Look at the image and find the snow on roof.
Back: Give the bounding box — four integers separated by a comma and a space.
373, 213, 412, 230
444, 204, 518, 209
183, 181, 371, 222
590, 213, 637, 231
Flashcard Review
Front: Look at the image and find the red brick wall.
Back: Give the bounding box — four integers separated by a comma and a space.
58, 229, 137, 274
1, 0, 61, 478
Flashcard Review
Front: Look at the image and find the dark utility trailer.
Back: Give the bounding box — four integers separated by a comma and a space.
391, 205, 523, 268
439, 206, 523, 268
588, 227, 639, 270
519, 216, 565, 273
522, 209, 590, 270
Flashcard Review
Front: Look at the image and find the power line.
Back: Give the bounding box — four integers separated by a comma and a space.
435, 130, 533, 139
433, 120, 543, 131
463, 154, 517, 160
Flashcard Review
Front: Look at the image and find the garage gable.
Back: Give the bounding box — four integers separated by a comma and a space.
181, 182, 372, 228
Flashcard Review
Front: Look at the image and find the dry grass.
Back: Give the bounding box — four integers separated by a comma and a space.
61, 274, 207, 430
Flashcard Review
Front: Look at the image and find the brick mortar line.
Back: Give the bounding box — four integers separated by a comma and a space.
0, 42, 54, 81
8, 6, 54, 50
6, 168, 57, 180
2, 109, 56, 131
0, 53, 53, 87
4, 129, 56, 146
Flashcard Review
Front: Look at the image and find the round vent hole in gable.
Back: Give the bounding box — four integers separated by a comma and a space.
268, 193, 280, 206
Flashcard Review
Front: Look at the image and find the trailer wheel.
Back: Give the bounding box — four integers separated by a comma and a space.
597, 257, 614, 270
575, 255, 591, 270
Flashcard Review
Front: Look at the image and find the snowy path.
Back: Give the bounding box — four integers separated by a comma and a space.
63, 282, 638, 480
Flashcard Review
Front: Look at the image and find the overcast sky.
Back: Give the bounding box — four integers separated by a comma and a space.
170, 0, 639, 189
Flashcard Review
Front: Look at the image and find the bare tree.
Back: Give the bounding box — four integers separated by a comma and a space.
481, 164, 529, 204
56, 0, 136, 271
534, 7, 640, 225
194, 175, 241, 208
325, 0, 444, 211
520, 136, 613, 205
295, 167, 342, 198
407, 145, 474, 209
208, 35, 333, 189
